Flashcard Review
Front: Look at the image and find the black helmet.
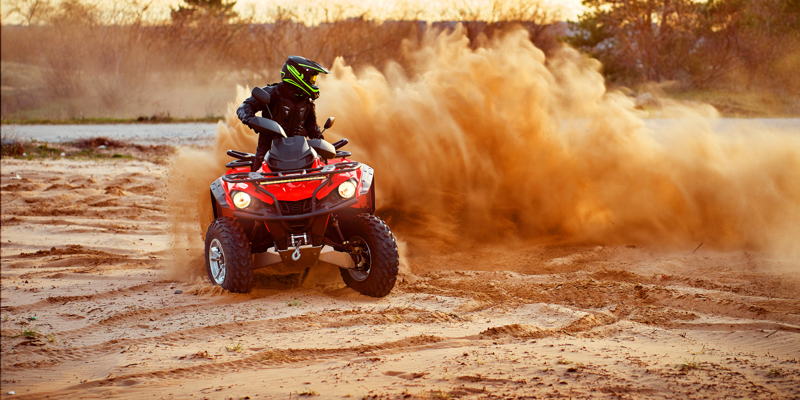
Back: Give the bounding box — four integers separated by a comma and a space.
280, 56, 329, 99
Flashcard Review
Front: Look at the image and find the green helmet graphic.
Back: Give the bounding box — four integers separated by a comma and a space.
280, 56, 330, 99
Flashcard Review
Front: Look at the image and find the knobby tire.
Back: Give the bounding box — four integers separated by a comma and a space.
205, 217, 253, 293
339, 214, 399, 297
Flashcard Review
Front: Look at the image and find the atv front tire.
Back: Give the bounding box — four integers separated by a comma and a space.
205, 218, 253, 293
339, 214, 399, 297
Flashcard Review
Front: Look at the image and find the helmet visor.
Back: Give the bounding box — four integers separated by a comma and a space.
310, 74, 317, 85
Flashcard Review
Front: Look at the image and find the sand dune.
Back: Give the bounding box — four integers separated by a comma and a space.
1, 158, 798, 399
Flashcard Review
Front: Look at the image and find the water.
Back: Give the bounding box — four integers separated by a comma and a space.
2, 119, 797, 148
0, 123, 218, 146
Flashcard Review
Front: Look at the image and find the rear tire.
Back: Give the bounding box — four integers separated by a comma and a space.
205, 218, 253, 293
339, 214, 399, 297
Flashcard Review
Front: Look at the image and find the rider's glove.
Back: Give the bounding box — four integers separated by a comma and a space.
242, 117, 252, 126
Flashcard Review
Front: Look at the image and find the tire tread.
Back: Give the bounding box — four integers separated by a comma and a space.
339, 214, 399, 297
205, 218, 253, 293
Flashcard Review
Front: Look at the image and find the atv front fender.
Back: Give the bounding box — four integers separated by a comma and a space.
210, 179, 231, 219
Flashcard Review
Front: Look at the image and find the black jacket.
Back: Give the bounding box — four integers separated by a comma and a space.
237, 82, 322, 140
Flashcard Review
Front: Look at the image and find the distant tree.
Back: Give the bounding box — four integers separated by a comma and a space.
568, 0, 800, 88
445, 0, 562, 53
568, 0, 711, 84
720, 0, 800, 91
171, 0, 238, 25
3, 0, 54, 25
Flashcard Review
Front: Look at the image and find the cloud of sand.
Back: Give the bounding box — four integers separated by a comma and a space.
164, 88, 259, 279
318, 27, 800, 255
166, 26, 800, 279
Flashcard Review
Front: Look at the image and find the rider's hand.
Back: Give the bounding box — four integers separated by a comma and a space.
242, 117, 252, 126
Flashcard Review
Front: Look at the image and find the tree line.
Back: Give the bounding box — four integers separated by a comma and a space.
1, 0, 797, 119
568, 0, 800, 93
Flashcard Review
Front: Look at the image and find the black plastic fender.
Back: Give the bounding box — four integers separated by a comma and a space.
210, 179, 230, 219
361, 164, 375, 214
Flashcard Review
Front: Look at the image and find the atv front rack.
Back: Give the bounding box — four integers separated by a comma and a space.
221, 161, 360, 184
222, 161, 362, 220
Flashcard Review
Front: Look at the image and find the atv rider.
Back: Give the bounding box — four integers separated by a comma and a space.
237, 56, 330, 170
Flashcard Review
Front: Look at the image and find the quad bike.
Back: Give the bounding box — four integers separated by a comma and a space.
204, 87, 399, 297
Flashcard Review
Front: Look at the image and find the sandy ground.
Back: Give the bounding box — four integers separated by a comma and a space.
1, 158, 799, 399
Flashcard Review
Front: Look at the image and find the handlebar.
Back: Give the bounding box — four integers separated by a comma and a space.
227, 150, 254, 160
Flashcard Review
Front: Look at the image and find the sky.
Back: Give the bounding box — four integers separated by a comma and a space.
1, 0, 586, 24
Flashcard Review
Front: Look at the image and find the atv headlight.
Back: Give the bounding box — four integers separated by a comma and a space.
232, 191, 251, 209
338, 180, 356, 199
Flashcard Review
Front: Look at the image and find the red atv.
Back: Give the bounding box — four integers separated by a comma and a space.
205, 87, 399, 297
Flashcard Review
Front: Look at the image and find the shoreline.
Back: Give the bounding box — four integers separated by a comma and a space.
0, 116, 223, 126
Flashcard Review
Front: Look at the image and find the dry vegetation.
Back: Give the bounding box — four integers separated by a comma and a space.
568, 0, 800, 115
0, 0, 561, 120
1, 0, 798, 119
1, 131, 175, 163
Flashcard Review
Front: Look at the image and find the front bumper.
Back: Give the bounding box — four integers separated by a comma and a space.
232, 196, 359, 221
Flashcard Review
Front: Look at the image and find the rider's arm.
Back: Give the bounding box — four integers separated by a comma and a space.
304, 100, 322, 139
236, 96, 259, 124
237, 86, 276, 124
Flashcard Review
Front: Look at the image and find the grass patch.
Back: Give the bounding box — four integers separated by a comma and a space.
73, 136, 127, 148
767, 368, 783, 377
260, 350, 286, 361
690, 344, 707, 356
285, 299, 302, 307
220, 341, 243, 353
676, 356, 703, 371
430, 389, 451, 399
13, 326, 39, 338
69, 148, 135, 160
0, 135, 175, 163
30, 143, 64, 158
296, 388, 319, 396
1, 133, 25, 157
1, 136, 64, 159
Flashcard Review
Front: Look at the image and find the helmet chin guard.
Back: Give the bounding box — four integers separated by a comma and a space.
280, 56, 329, 99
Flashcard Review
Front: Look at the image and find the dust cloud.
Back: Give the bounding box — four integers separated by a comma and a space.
166, 26, 800, 278
319, 27, 800, 256
164, 98, 256, 278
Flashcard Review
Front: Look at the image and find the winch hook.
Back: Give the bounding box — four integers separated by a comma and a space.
292, 247, 301, 261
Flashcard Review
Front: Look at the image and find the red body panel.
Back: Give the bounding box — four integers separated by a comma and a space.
218, 157, 368, 213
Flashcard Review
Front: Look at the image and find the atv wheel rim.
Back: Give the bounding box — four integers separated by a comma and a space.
348, 236, 371, 282
209, 239, 227, 285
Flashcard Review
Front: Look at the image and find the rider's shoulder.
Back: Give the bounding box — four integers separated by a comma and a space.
262, 83, 282, 99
